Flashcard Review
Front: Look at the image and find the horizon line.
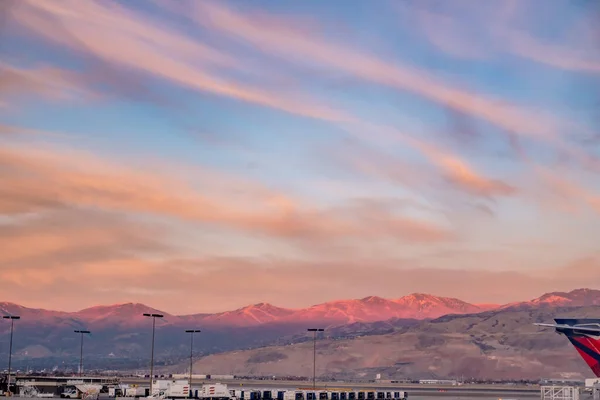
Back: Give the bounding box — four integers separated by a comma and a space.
1, 287, 595, 316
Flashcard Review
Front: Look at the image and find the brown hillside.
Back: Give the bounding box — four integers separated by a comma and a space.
181, 305, 600, 380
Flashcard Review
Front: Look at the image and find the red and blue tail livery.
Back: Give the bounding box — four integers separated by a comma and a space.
535, 319, 600, 377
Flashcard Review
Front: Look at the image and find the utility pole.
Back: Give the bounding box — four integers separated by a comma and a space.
74, 330, 91, 377
184, 330, 201, 398
3, 315, 20, 395
307, 328, 324, 390
143, 313, 163, 395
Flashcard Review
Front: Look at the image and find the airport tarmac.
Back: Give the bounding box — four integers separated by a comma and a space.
8, 396, 539, 400
4, 379, 542, 400
122, 378, 539, 392
119, 378, 540, 398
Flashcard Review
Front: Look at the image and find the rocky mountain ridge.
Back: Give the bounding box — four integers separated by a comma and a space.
0, 288, 598, 374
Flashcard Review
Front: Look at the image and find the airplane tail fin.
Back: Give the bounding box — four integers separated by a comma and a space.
554, 319, 600, 377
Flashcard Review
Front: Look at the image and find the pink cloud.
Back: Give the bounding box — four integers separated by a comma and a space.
330, 135, 516, 200
0, 63, 93, 107
504, 30, 600, 74
414, 8, 495, 60
1, 255, 598, 313
11, 0, 348, 123
182, 0, 566, 143
1, 0, 598, 316
533, 166, 600, 215
409, 1, 600, 74
0, 138, 595, 312
7, 0, 534, 204
397, 1, 599, 166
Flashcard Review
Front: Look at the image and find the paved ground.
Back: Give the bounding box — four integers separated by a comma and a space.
117, 378, 541, 398
8, 394, 540, 400
121, 378, 539, 392
3, 380, 545, 400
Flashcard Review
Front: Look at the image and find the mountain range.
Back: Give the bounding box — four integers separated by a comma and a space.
1, 292, 491, 328
1, 288, 599, 378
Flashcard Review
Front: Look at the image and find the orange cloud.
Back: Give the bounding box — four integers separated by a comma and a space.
335, 128, 517, 199
0, 142, 452, 243
0, 136, 464, 313
8, 0, 523, 203
406, 137, 517, 198
556, 255, 600, 282
0, 209, 170, 280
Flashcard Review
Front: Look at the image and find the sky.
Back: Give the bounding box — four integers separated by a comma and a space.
1, 0, 600, 314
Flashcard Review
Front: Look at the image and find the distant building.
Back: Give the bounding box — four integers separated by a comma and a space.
540, 378, 584, 386
419, 379, 458, 385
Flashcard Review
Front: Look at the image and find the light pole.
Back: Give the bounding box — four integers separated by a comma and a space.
307, 328, 324, 390
3, 315, 20, 395
184, 330, 201, 398
143, 313, 163, 395
74, 330, 91, 377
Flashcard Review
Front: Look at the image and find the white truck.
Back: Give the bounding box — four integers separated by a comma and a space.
198, 383, 231, 399
61, 382, 102, 400
151, 380, 190, 399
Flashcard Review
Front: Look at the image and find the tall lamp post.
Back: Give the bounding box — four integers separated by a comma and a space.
307, 328, 324, 390
74, 330, 91, 377
143, 313, 163, 395
3, 315, 20, 395
184, 330, 201, 398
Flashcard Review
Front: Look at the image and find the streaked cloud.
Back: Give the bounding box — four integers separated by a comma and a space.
181, 0, 576, 142
0, 142, 453, 243
0, 208, 170, 273
533, 166, 600, 215
411, 0, 600, 73
0, 63, 93, 111
0, 0, 598, 312
9, 0, 347, 122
